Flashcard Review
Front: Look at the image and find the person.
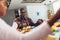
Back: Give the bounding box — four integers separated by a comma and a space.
0, 0, 60, 40
15, 8, 43, 29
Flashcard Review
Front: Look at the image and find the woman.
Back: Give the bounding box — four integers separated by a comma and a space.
0, 0, 60, 40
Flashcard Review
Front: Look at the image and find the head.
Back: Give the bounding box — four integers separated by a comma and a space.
0, 0, 7, 16
20, 8, 26, 16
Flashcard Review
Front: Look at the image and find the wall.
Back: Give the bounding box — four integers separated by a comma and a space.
53, 0, 60, 14
26, 5, 48, 23
1, 10, 15, 26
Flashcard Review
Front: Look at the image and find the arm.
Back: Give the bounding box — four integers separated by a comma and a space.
15, 17, 21, 25
35, 19, 43, 26
28, 18, 35, 26
48, 8, 60, 27
15, 17, 23, 29
23, 21, 52, 40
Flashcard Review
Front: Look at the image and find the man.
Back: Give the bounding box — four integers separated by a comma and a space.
0, 0, 60, 40
16, 8, 43, 29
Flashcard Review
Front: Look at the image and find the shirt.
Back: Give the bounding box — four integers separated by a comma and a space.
0, 18, 52, 40
16, 16, 35, 29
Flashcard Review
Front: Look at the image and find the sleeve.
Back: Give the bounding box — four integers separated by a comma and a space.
15, 17, 21, 25
0, 27, 24, 40
23, 21, 53, 40
28, 18, 35, 26
0, 18, 24, 40
0, 19, 52, 40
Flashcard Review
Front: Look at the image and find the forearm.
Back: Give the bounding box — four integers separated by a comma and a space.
47, 16, 58, 27
48, 9, 60, 27
23, 21, 52, 40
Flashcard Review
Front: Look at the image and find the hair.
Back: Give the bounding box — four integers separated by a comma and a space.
20, 8, 24, 11
20, 8, 26, 13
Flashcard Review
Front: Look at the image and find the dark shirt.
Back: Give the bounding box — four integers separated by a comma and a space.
16, 16, 35, 29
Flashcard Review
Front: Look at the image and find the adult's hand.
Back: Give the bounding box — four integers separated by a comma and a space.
48, 8, 60, 27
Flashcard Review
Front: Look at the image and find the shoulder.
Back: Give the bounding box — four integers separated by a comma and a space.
0, 18, 10, 27
0, 18, 6, 23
